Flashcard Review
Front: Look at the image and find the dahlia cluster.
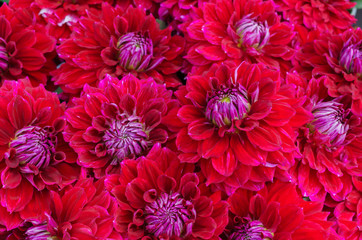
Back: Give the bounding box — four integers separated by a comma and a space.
0, 0, 360, 239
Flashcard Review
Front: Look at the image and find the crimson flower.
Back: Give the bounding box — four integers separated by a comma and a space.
0, 3, 56, 86
105, 144, 229, 239
182, 0, 295, 74
287, 74, 362, 204
65, 74, 180, 177
4, 178, 121, 240
0, 79, 79, 230
9, 0, 117, 41
176, 61, 312, 194
225, 181, 338, 239
296, 28, 362, 116
275, 0, 356, 34
53, 3, 185, 94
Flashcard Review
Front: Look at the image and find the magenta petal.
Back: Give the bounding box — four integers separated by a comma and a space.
7, 95, 32, 129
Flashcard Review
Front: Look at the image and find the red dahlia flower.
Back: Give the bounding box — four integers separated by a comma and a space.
288, 75, 362, 203
9, 0, 117, 41
5, 178, 121, 240
0, 4, 56, 86
65, 74, 180, 177
296, 28, 362, 116
275, 0, 356, 34
176, 61, 312, 193
0, 79, 79, 230
182, 0, 295, 74
105, 144, 228, 239
225, 181, 338, 239
53, 3, 185, 94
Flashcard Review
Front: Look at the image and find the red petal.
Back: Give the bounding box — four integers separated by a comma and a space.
195, 44, 226, 61
319, 171, 343, 195
247, 125, 281, 151
194, 196, 213, 217
192, 217, 217, 239
201, 133, 229, 158
178, 105, 204, 124
7, 95, 32, 129
73, 50, 103, 70
157, 175, 176, 193
61, 187, 87, 222
211, 149, 237, 177
188, 120, 215, 140
1, 167, 21, 189
203, 22, 226, 45
231, 135, 265, 166
137, 159, 162, 189
1, 179, 33, 213
40, 166, 61, 185
0, 16, 11, 39
16, 48, 46, 71
0, 118, 15, 144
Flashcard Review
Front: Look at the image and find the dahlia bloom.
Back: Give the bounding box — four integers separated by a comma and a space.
9, 0, 117, 41
3, 178, 121, 240
176, 61, 312, 193
275, 0, 356, 34
105, 144, 228, 239
224, 181, 338, 239
287, 75, 362, 203
53, 3, 185, 94
182, 0, 295, 74
65, 74, 181, 177
0, 3, 56, 86
296, 28, 362, 116
0, 78, 80, 230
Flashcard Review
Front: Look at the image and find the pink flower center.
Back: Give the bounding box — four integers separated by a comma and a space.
312, 100, 349, 146
206, 86, 250, 127
117, 32, 154, 71
229, 217, 273, 240
25, 223, 57, 240
10, 126, 57, 173
339, 41, 362, 74
235, 15, 270, 50
144, 192, 196, 237
103, 116, 151, 164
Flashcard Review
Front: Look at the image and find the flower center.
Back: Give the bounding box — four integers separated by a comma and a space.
117, 32, 154, 71
144, 192, 196, 238
230, 217, 273, 240
235, 16, 270, 50
25, 223, 58, 240
339, 42, 362, 74
10, 126, 56, 173
103, 116, 151, 164
312, 100, 349, 146
206, 86, 250, 127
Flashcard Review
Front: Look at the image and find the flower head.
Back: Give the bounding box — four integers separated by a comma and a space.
275, 0, 356, 33
0, 4, 56, 86
287, 75, 362, 203
183, 0, 295, 74
106, 145, 228, 239
296, 28, 362, 116
0, 79, 79, 230
53, 4, 185, 94
65, 74, 180, 177
176, 61, 311, 193
224, 181, 337, 239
